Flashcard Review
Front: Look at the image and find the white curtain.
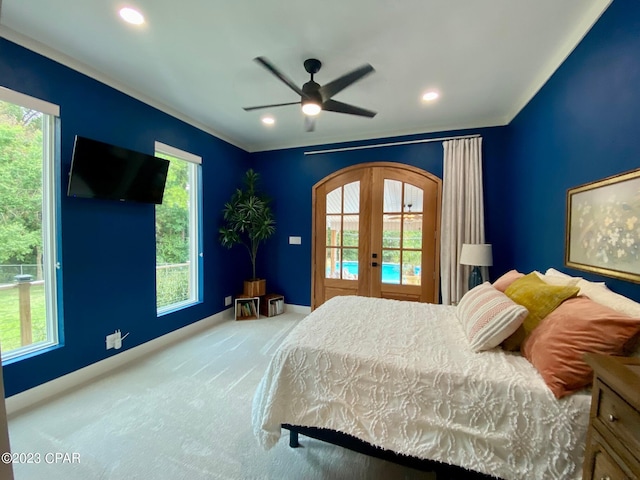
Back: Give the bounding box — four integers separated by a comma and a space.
440, 137, 485, 305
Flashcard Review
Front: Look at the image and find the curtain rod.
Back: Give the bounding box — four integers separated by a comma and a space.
303, 134, 481, 156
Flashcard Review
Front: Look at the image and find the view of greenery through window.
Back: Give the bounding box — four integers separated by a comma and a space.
328, 229, 422, 261
0, 99, 50, 355
155, 151, 197, 311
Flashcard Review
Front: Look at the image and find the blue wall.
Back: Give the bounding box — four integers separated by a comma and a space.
507, 0, 640, 302
252, 127, 510, 306
0, 38, 251, 396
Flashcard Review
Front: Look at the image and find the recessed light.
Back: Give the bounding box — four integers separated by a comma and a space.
422, 91, 439, 102
119, 7, 145, 25
261, 116, 275, 125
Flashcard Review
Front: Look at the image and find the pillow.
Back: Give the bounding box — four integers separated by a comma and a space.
577, 281, 640, 318
544, 268, 573, 279
544, 267, 607, 289
533, 270, 580, 288
628, 332, 640, 358
501, 273, 580, 350
576, 279, 608, 292
456, 282, 528, 352
492, 270, 524, 292
576, 281, 640, 357
522, 296, 640, 398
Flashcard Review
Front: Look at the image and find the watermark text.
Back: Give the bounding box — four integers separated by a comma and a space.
1, 452, 81, 464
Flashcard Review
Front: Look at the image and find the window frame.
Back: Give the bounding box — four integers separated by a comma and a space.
154, 141, 202, 315
0, 87, 61, 363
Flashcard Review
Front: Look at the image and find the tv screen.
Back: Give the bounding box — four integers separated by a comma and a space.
67, 136, 170, 204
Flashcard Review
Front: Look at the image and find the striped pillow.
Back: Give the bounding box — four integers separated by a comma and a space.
457, 282, 528, 352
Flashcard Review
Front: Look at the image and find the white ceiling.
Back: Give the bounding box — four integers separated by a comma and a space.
0, 0, 611, 153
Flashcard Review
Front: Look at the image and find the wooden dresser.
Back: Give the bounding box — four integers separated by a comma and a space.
583, 354, 640, 480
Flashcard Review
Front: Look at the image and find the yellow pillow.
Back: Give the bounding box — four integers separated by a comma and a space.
501, 273, 579, 350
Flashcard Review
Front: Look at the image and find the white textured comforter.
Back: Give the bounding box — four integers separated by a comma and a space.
252, 296, 592, 480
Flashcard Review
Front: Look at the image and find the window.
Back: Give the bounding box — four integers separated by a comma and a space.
0, 87, 60, 362
381, 179, 424, 285
325, 181, 360, 280
154, 142, 201, 313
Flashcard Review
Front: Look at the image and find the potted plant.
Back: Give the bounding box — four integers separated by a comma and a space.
219, 169, 276, 297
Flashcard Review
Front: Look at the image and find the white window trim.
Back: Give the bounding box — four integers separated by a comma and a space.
0, 91, 60, 362
154, 141, 202, 165
42, 114, 60, 349
155, 142, 202, 315
0, 87, 60, 117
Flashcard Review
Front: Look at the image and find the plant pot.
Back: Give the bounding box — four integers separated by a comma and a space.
244, 279, 266, 297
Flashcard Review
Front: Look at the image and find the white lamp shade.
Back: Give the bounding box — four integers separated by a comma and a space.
459, 243, 493, 267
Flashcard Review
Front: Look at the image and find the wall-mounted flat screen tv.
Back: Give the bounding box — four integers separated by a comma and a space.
67, 136, 170, 204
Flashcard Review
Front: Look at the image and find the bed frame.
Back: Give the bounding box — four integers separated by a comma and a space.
283, 424, 499, 479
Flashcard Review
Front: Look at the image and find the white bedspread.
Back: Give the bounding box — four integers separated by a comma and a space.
252, 296, 592, 480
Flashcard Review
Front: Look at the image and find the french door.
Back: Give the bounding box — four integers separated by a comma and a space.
312, 162, 441, 309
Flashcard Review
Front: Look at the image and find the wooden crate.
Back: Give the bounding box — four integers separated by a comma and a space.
260, 294, 284, 317
244, 279, 266, 297
235, 295, 259, 320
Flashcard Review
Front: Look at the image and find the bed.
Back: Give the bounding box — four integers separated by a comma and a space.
252, 271, 640, 479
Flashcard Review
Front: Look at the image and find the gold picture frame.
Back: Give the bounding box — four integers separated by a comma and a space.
565, 168, 640, 283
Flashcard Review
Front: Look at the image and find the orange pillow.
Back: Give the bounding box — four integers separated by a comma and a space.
492, 269, 524, 292
522, 296, 640, 398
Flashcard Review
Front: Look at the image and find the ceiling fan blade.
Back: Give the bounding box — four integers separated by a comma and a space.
254, 57, 308, 98
318, 64, 374, 102
243, 101, 301, 112
322, 99, 376, 118
304, 116, 316, 132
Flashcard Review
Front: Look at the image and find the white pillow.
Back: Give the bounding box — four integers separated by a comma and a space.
456, 282, 528, 352
544, 267, 609, 296
544, 267, 573, 279
544, 267, 608, 287
577, 281, 640, 318
534, 270, 580, 287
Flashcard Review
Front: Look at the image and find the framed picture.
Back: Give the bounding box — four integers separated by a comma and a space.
565, 168, 640, 283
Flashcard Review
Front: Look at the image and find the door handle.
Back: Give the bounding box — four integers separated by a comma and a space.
371, 262, 379, 267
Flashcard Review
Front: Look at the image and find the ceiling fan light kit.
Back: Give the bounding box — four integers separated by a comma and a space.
301, 101, 321, 116
244, 56, 376, 131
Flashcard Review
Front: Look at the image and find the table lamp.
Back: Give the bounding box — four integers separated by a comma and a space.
460, 243, 493, 290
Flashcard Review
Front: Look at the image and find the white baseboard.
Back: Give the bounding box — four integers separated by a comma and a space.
285, 303, 311, 315
6, 308, 233, 417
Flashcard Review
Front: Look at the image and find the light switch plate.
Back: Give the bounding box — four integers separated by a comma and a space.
289, 236, 302, 245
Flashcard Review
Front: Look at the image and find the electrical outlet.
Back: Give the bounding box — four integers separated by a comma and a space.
224, 296, 232, 306
106, 330, 122, 350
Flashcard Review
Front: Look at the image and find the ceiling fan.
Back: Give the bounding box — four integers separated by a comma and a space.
243, 57, 376, 132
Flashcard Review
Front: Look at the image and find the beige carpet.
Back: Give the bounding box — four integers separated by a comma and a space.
8, 313, 438, 480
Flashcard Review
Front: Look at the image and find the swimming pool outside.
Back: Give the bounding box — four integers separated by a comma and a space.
327, 260, 420, 284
